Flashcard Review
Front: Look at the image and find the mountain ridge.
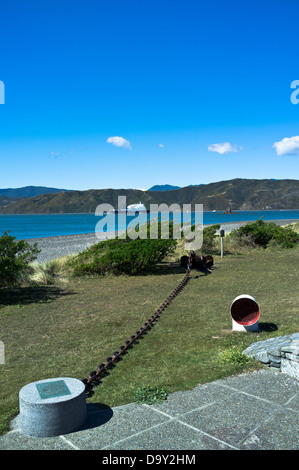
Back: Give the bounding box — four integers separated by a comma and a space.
0, 186, 73, 198
147, 184, 181, 191
0, 179, 298, 213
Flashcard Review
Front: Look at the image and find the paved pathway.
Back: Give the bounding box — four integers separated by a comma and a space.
0, 369, 298, 451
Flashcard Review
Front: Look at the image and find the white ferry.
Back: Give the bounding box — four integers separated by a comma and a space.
118, 201, 147, 212
127, 201, 146, 211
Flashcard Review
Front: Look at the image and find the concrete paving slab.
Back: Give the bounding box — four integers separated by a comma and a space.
108, 419, 235, 450
0, 424, 74, 451
214, 369, 299, 406
284, 392, 299, 412
0, 369, 298, 451
63, 403, 170, 450
178, 391, 282, 448
240, 409, 299, 450
145, 383, 235, 417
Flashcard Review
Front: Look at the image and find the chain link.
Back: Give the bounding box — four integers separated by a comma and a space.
81, 254, 193, 392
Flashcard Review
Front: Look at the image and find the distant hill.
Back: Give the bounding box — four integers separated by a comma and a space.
0, 179, 298, 214
147, 184, 181, 191
0, 186, 73, 198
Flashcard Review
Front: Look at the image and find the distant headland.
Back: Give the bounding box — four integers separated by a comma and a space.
0, 178, 298, 214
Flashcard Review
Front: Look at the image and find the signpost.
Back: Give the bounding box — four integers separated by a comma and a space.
220, 229, 225, 258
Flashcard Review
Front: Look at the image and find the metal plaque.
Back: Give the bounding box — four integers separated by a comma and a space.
36, 380, 71, 399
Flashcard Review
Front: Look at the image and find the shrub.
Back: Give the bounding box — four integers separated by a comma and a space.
29, 262, 56, 285
29, 254, 75, 285
182, 224, 220, 254
229, 219, 299, 249
218, 346, 249, 365
70, 236, 177, 276
0, 231, 40, 288
202, 224, 221, 252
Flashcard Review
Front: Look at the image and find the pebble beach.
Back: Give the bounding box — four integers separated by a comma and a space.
27, 232, 112, 264
26, 219, 299, 264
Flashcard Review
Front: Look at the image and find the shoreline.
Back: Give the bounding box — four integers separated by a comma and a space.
1, 209, 299, 216
25, 219, 299, 264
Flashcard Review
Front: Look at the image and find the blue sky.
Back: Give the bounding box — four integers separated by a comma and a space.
0, 0, 299, 190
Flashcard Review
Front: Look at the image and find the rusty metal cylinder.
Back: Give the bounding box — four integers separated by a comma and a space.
204, 255, 214, 267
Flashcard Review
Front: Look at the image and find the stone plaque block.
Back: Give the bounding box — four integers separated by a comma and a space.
19, 377, 86, 437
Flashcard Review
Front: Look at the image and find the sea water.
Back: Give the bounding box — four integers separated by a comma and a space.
0, 210, 298, 240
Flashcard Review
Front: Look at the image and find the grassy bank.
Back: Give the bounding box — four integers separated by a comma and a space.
0, 242, 299, 436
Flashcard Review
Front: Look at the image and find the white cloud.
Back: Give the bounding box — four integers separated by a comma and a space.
273, 136, 299, 156
107, 136, 131, 149
49, 151, 60, 158
158, 143, 164, 148
208, 142, 241, 155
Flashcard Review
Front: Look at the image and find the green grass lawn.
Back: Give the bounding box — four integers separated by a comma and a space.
0, 244, 298, 435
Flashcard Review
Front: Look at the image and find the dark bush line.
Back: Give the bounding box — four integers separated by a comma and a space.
230, 219, 299, 248
70, 237, 177, 276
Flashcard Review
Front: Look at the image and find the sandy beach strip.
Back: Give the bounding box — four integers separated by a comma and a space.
26, 219, 299, 264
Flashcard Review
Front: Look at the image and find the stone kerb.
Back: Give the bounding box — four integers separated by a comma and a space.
243, 333, 299, 379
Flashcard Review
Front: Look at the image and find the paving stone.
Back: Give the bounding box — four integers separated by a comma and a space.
178, 391, 282, 448
0, 429, 74, 450
240, 409, 299, 450
61, 403, 170, 450
145, 383, 235, 417
108, 419, 235, 451
214, 369, 299, 407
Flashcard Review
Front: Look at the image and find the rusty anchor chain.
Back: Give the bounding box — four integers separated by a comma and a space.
81, 254, 193, 393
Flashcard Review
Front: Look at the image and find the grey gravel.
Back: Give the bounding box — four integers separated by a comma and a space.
27, 232, 107, 264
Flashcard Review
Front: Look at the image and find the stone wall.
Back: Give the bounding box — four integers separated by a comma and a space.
243, 333, 299, 380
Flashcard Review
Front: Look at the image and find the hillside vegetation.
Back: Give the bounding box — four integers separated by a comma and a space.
0, 186, 73, 199
0, 178, 298, 213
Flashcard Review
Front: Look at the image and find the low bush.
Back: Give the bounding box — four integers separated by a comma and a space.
218, 346, 249, 365
181, 223, 220, 254
70, 236, 177, 276
201, 224, 221, 252
0, 231, 40, 288
229, 219, 299, 249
